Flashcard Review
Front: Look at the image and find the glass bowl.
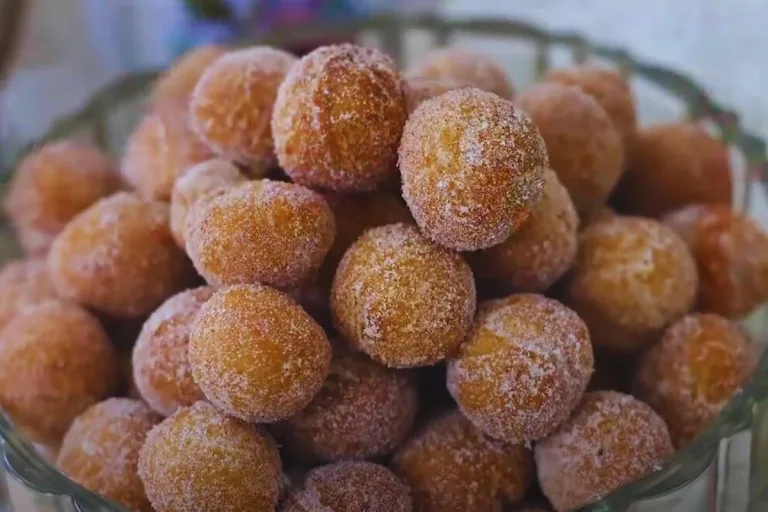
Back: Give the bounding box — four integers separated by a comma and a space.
1, 15, 767, 512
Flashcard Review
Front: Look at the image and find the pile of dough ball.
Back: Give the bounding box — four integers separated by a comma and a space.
0, 40, 763, 512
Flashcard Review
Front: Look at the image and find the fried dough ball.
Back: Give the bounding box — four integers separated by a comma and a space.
535, 391, 673, 512
138, 401, 283, 512
281, 461, 411, 512
662, 204, 768, 318
564, 216, 698, 352
132, 286, 214, 417
152, 44, 227, 106
544, 66, 636, 153
331, 223, 476, 368
57, 399, 161, 512
190, 46, 297, 175
281, 348, 418, 464
392, 410, 532, 512
185, 180, 335, 289
121, 107, 214, 201
408, 47, 515, 99
0, 258, 58, 330
0, 301, 117, 445
272, 44, 407, 192
320, 191, 412, 286
615, 122, 732, 217
404, 76, 466, 113
634, 313, 755, 447
169, 158, 245, 247
469, 168, 578, 293
399, 88, 547, 251
517, 82, 623, 219
189, 284, 331, 422
447, 294, 593, 443
5, 140, 120, 255
48, 192, 195, 318
582, 205, 616, 229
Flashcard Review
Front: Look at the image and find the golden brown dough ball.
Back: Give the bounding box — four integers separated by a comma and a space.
281, 461, 411, 512
281, 347, 418, 464
662, 203, 768, 318
535, 391, 673, 512
517, 82, 623, 219
272, 44, 407, 192
564, 216, 698, 352
447, 294, 593, 443
189, 46, 297, 175
152, 44, 227, 106
185, 180, 335, 289
48, 192, 195, 318
132, 286, 214, 417
404, 76, 466, 114
408, 47, 515, 99
399, 88, 547, 251
320, 191, 412, 286
169, 158, 246, 247
121, 106, 214, 201
615, 122, 732, 217
581, 205, 616, 229
5, 140, 120, 255
469, 168, 578, 294
392, 410, 532, 512
332, 223, 476, 368
544, 66, 636, 153
138, 401, 283, 512
190, 284, 331, 422
57, 399, 161, 512
0, 301, 117, 445
634, 313, 755, 447
0, 258, 59, 331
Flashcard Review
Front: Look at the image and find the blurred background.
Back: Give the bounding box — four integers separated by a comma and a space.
0, 0, 765, 161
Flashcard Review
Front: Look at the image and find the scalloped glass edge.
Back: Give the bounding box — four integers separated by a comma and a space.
0, 15, 766, 512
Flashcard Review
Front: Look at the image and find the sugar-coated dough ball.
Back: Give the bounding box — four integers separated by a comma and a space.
634, 313, 755, 447
0, 258, 59, 331
544, 66, 636, 153
332, 223, 476, 368
185, 180, 335, 289
190, 46, 297, 174
190, 284, 331, 422
132, 286, 214, 417
48, 192, 195, 318
152, 44, 227, 105
408, 47, 515, 99
272, 44, 407, 192
169, 158, 245, 247
517, 82, 623, 219
535, 391, 673, 512
281, 461, 411, 512
615, 122, 732, 217
0, 301, 117, 445
469, 168, 578, 293
404, 76, 466, 113
121, 107, 213, 201
448, 294, 593, 443
565, 216, 698, 352
662, 204, 768, 318
138, 401, 283, 512
320, 191, 412, 286
399, 88, 547, 251
392, 410, 533, 512
5, 140, 120, 255
281, 348, 418, 463
57, 399, 161, 512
